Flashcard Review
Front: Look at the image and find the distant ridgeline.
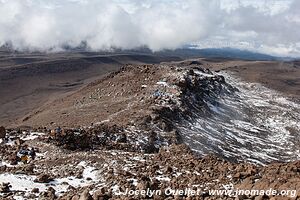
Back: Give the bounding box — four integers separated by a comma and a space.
0, 42, 296, 61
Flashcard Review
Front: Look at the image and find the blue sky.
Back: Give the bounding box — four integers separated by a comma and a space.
0, 0, 299, 57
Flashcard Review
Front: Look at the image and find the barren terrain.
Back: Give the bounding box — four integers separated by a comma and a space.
0, 51, 180, 127
1, 54, 300, 200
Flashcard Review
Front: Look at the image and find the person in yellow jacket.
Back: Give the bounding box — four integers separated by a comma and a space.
20, 155, 29, 164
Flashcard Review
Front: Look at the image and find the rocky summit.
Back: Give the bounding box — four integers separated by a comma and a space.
0, 63, 300, 200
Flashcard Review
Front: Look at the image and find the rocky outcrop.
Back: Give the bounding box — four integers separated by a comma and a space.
48, 124, 136, 151
1, 64, 298, 200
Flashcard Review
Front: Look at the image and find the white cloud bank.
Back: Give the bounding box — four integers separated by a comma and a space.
0, 0, 299, 57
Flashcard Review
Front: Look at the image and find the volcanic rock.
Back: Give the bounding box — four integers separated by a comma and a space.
39, 187, 56, 200
34, 174, 53, 183
32, 188, 39, 193
79, 189, 92, 200
0, 183, 11, 193
0, 126, 5, 139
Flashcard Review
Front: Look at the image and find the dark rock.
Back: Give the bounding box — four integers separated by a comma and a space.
116, 133, 127, 143
165, 166, 173, 173
52, 130, 92, 150
0, 165, 6, 172
32, 188, 40, 193
0, 126, 6, 139
34, 174, 53, 183
8, 153, 19, 165
141, 142, 159, 154
0, 182, 11, 193
187, 69, 195, 75
189, 61, 202, 65
76, 172, 83, 179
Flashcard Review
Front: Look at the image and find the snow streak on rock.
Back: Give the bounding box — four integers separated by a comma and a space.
179, 72, 300, 165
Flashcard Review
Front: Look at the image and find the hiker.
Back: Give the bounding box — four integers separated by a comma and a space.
17, 148, 29, 164
29, 148, 36, 160
17, 147, 36, 164
56, 126, 62, 134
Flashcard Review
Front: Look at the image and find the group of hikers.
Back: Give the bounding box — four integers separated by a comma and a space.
17, 146, 36, 164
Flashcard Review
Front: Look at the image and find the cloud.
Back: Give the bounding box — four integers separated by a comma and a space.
197, 0, 300, 57
0, 0, 220, 51
0, 0, 299, 57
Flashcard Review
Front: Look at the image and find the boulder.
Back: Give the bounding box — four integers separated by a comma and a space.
23, 164, 35, 174
141, 142, 159, 154
0, 165, 6, 172
34, 174, 53, 183
8, 153, 19, 165
0, 182, 11, 193
79, 189, 92, 200
92, 189, 111, 200
116, 133, 127, 143
32, 188, 40, 193
39, 187, 56, 200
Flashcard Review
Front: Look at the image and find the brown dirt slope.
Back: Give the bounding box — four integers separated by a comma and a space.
0, 53, 181, 127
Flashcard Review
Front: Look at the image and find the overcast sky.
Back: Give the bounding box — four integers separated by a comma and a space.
0, 0, 299, 57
